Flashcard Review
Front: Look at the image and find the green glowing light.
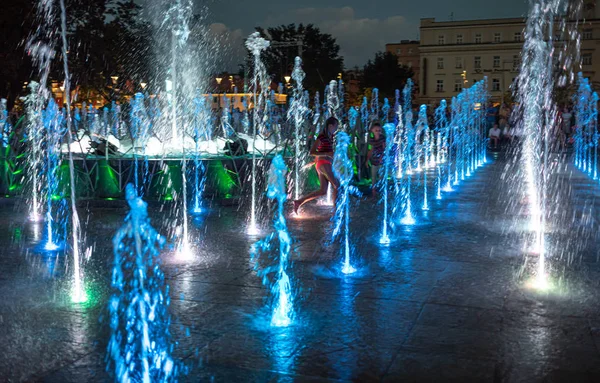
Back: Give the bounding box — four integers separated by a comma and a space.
71, 289, 88, 304
105, 197, 116, 201
164, 195, 173, 201
51, 194, 62, 201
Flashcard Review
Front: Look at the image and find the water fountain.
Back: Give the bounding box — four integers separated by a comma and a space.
191, 92, 207, 214
415, 105, 429, 210
0, 99, 11, 147
515, 0, 561, 289
42, 99, 64, 251
382, 99, 390, 124
253, 155, 295, 327
379, 122, 396, 245
396, 109, 415, 226
325, 80, 340, 206
23, 83, 45, 222
246, 32, 271, 235
312, 91, 321, 128
370, 88, 380, 122
288, 57, 307, 200
59, 0, 86, 303
108, 184, 175, 381
574, 73, 598, 177
332, 132, 356, 274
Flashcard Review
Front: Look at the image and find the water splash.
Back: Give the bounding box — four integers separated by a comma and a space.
107, 184, 175, 382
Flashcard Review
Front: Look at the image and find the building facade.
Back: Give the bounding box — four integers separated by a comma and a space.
385, 40, 420, 93
418, 2, 600, 105
419, 17, 524, 104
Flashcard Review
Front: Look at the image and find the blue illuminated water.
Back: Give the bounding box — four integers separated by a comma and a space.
107, 184, 176, 382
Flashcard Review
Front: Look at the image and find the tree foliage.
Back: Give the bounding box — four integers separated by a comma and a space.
252, 24, 344, 94
362, 51, 413, 100
0, 0, 152, 109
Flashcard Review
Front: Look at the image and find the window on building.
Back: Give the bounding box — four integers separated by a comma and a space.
396, 48, 402, 55
514, 32, 522, 42
438, 35, 445, 45
407, 61, 413, 68
454, 79, 462, 92
455, 57, 463, 69
474, 56, 481, 69
513, 54, 520, 69
494, 33, 501, 43
456, 34, 463, 44
475, 34, 482, 44
583, 29, 593, 40
583, 53, 593, 66
213, 96, 218, 103
492, 78, 501, 91
408, 48, 414, 54
437, 57, 444, 69
493, 56, 500, 68
436, 80, 444, 92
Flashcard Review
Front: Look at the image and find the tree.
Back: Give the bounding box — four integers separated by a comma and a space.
0, 0, 35, 110
0, 0, 153, 109
252, 24, 344, 94
362, 51, 413, 101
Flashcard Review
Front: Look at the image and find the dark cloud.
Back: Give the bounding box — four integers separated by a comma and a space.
202, 0, 529, 70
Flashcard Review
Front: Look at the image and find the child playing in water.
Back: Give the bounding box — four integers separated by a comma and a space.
293, 117, 340, 214
365, 122, 386, 197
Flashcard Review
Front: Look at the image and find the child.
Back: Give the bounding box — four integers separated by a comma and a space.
365, 122, 386, 197
293, 117, 340, 214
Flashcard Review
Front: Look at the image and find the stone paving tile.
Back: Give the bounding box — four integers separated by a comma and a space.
383, 349, 498, 382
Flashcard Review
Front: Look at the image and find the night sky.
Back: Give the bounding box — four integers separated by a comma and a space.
202, 0, 529, 70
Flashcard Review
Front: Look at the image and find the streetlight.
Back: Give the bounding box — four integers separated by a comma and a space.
111, 75, 119, 85
140, 82, 147, 90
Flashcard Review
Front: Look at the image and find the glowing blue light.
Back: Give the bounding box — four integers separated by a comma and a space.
253, 155, 296, 327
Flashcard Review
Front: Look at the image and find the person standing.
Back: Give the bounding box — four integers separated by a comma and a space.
365, 122, 386, 197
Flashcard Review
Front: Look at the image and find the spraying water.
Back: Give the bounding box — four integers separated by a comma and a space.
246, 32, 271, 235
59, 0, 86, 303
42, 99, 64, 251
107, 184, 175, 382
23, 83, 45, 222
415, 105, 429, 210
191, 92, 207, 214
379, 123, 396, 245
332, 132, 356, 274
253, 155, 295, 327
325, 80, 340, 205
288, 57, 307, 200
515, 0, 562, 288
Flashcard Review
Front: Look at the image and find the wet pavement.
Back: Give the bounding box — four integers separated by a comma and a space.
1, 154, 600, 382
